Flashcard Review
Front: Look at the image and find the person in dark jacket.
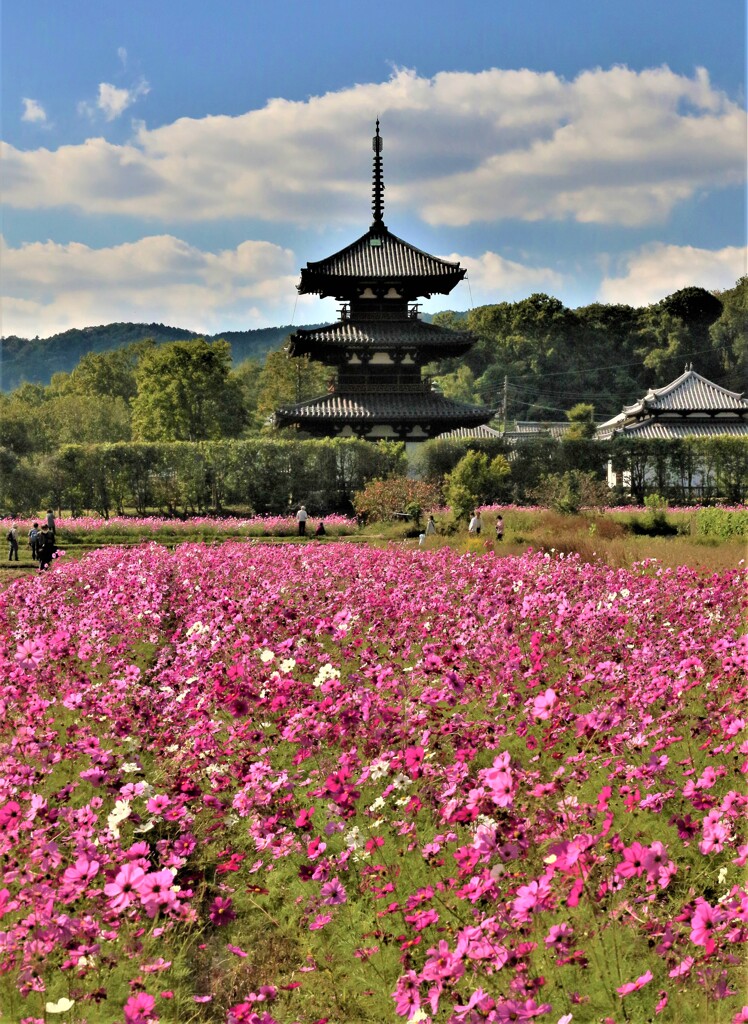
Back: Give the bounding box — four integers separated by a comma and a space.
7, 525, 19, 561
37, 524, 56, 569
28, 523, 40, 560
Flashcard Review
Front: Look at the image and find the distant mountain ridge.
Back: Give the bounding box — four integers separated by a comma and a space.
0, 322, 309, 391
0, 315, 447, 392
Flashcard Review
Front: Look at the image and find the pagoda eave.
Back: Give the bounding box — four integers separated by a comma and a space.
298, 273, 464, 300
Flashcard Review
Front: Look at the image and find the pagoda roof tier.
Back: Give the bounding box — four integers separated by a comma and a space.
298, 227, 465, 299
276, 391, 492, 428
288, 318, 473, 360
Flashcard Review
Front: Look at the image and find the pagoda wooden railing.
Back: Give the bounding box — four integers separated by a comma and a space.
337, 303, 422, 322
333, 374, 436, 394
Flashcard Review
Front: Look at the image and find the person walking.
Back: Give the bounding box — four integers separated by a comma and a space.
37, 524, 56, 570
28, 522, 40, 560
46, 509, 56, 538
468, 510, 482, 536
296, 505, 308, 537
425, 515, 437, 537
7, 525, 19, 561
495, 514, 504, 542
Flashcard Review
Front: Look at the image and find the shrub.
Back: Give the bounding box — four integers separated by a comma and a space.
530, 470, 609, 514
695, 507, 748, 539
352, 477, 442, 524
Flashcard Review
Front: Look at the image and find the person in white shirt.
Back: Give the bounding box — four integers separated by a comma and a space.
296, 505, 308, 536
468, 511, 482, 536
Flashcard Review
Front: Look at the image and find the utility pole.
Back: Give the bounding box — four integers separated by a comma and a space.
502, 375, 508, 433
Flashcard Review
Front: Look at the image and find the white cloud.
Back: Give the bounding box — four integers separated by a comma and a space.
434, 250, 563, 309
3, 66, 744, 227
96, 79, 150, 121
117, 47, 128, 68
21, 98, 47, 124
0, 234, 328, 338
599, 243, 747, 306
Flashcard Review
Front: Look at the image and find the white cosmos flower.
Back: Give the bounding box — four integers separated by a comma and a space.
46, 997, 75, 1013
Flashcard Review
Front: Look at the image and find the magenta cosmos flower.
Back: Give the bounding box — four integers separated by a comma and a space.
104, 863, 147, 910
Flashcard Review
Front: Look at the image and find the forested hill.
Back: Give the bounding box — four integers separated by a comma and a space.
0, 322, 300, 391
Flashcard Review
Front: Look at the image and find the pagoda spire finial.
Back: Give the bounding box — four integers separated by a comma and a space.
371, 119, 386, 231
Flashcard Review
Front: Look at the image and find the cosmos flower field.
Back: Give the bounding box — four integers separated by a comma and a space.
1, 543, 746, 1024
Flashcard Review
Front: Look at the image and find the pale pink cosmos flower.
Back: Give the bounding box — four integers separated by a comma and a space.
617, 969, 653, 996
309, 913, 332, 930
532, 687, 557, 720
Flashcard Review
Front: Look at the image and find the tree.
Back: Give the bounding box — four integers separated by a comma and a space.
255, 350, 330, 426
565, 403, 596, 440
444, 450, 511, 521
131, 339, 246, 441
710, 277, 747, 391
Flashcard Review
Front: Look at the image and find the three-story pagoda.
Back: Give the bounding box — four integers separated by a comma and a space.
275, 123, 494, 443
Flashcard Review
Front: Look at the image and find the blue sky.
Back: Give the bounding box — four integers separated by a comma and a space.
2, 0, 746, 338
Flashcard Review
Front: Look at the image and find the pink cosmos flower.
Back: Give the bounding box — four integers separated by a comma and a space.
732, 1008, 748, 1023
617, 969, 653, 996
393, 970, 421, 1018
140, 869, 179, 915
104, 863, 147, 910
15, 638, 45, 669
146, 794, 171, 815
209, 895, 236, 926
532, 687, 557, 720
690, 901, 724, 951
123, 991, 157, 1024
62, 856, 99, 888
615, 842, 647, 879
320, 876, 347, 905
483, 768, 514, 807
309, 913, 332, 930
421, 940, 465, 982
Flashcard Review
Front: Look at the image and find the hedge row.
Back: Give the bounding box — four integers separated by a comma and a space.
415, 434, 748, 504
4, 434, 745, 518
3, 438, 406, 517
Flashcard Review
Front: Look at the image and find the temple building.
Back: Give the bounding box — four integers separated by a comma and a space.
596, 366, 748, 441
275, 123, 494, 445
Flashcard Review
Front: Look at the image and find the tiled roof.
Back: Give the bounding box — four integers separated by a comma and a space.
299, 228, 464, 292
276, 391, 492, 425
611, 420, 748, 440
623, 369, 748, 415
510, 421, 571, 440
289, 318, 472, 352
436, 424, 503, 439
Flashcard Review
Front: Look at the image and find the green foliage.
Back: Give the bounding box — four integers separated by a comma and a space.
565, 402, 596, 439
353, 477, 441, 524
695, 507, 748, 539
531, 470, 610, 514
444, 450, 511, 521
255, 349, 329, 423
132, 338, 246, 442
11, 438, 405, 517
